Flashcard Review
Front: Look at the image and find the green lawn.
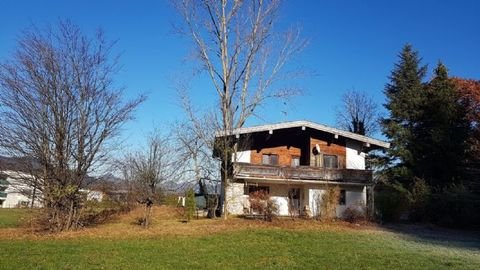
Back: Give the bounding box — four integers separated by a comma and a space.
0, 208, 34, 228
1, 228, 479, 269
0, 207, 478, 269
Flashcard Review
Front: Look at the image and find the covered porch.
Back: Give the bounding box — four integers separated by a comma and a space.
225, 178, 374, 218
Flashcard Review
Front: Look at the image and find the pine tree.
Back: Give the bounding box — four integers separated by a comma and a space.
412, 63, 470, 187
185, 188, 196, 222
381, 44, 427, 185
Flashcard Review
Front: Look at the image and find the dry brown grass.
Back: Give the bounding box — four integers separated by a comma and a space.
0, 205, 383, 241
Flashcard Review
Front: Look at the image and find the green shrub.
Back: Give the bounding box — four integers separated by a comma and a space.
248, 190, 278, 221
160, 193, 180, 207
375, 182, 410, 222
426, 185, 480, 228
408, 178, 431, 222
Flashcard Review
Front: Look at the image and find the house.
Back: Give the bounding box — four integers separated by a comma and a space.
0, 156, 123, 208
0, 156, 43, 208
215, 120, 389, 218
0, 175, 8, 207
0, 171, 42, 208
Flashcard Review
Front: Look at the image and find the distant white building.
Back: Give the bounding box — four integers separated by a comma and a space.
0, 170, 42, 208
82, 189, 104, 202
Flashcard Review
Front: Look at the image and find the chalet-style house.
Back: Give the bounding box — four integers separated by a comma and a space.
215, 120, 389, 218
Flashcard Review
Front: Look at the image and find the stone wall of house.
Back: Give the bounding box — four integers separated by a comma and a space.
225, 182, 248, 215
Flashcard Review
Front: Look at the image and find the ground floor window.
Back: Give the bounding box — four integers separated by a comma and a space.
339, 190, 346, 205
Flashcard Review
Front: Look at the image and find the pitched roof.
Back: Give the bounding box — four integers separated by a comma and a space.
216, 120, 390, 149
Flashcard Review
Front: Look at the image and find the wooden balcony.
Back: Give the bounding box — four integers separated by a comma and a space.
233, 162, 373, 184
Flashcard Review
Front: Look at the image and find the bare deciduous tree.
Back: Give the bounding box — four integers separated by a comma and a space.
173, 0, 306, 219
121, 132, 179, 227
0, 21, 145, 231
336, 90, 379, 136
174, 94, 221, 217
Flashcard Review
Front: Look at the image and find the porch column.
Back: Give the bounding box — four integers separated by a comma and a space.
367, 185, 375, 219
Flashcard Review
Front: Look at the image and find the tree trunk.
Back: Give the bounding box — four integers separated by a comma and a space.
30, 184, 37, 208
66, 200, 75, 231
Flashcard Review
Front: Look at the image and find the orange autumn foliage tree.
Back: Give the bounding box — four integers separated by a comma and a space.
452, 78, 480, 158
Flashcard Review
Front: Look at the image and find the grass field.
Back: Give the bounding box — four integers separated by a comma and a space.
0, 208, 35, 228
0, 207, 479, 269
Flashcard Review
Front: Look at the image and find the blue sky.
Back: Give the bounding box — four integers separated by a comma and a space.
1, 0, 479, 148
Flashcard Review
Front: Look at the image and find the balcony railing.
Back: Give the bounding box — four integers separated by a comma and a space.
233, 162, 372, 184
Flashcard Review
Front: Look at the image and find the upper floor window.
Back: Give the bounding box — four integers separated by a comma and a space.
323, 155, 338, 168
291, 156, 300, 167
262, 154, 278, 165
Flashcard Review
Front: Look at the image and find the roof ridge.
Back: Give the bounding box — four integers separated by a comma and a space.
216, 120, 390, 149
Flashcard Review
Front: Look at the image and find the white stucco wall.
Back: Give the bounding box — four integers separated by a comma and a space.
309, 189, 325, 217
231, 150, 251, 163
2, 191, 33, 208
226, 183, 297, 216
269, 185, 289, 216
1, 170, 42, 208
308, 185, 366, 218
345, 139, 366, 170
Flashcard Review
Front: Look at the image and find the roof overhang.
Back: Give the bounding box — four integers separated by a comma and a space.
215, 120, 390, 149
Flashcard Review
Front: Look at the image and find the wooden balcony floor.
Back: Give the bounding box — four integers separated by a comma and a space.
233, 162, 373, 184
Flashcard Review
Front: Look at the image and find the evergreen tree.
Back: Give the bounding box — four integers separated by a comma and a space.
412, 63, 470, 187
185, 188, 196, 222
381, 44, 427, 186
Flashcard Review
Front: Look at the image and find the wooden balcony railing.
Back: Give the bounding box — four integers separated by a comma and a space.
233, 162, 373, 184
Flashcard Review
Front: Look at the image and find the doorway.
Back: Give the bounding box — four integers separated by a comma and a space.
288, 188, 302, 217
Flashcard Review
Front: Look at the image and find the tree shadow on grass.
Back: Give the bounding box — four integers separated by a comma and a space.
379, 223, 480, 251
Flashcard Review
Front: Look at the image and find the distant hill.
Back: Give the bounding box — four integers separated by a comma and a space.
0, 155, 40, 173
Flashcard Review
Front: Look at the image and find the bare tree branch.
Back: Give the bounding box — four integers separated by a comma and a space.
335, 89, 379, 136
173, 0, 306, 219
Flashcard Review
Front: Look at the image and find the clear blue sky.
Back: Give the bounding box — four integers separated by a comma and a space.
1, 0, 479, 148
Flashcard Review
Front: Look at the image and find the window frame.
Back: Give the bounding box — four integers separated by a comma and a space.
323, 154, 338, 169
262, 153, 279, 165
291, 155, 300, 167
